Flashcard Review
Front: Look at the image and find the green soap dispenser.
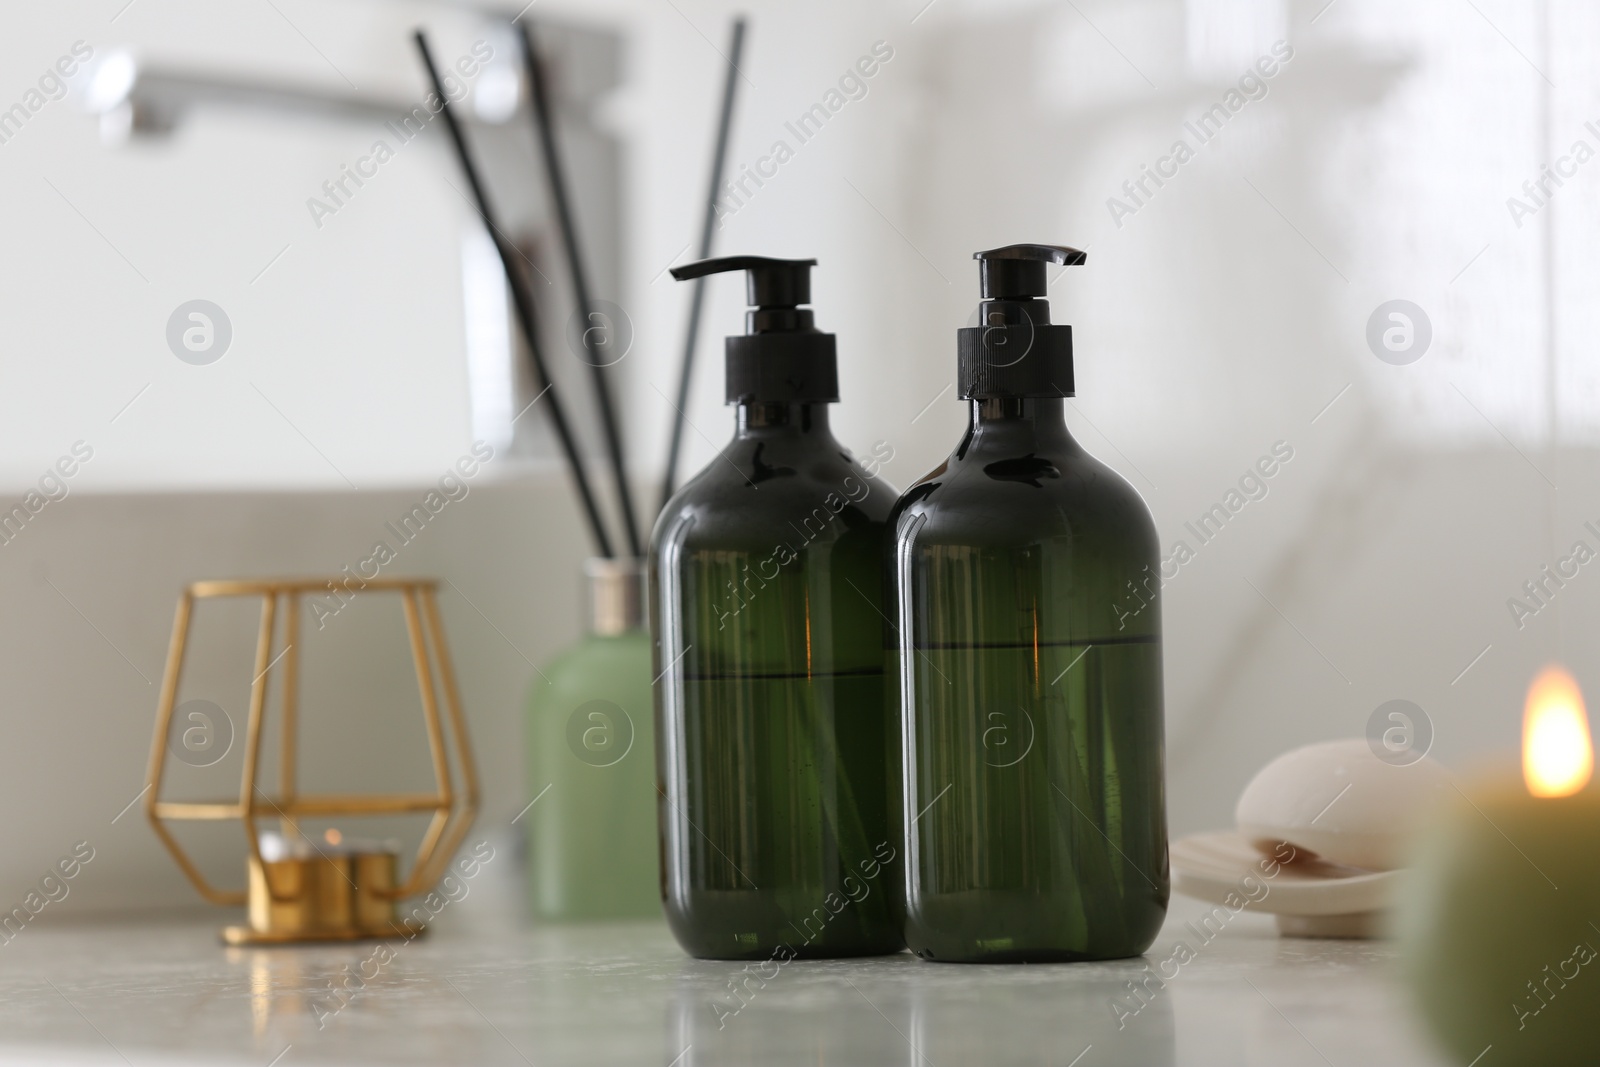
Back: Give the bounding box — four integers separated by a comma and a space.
651, 256, 903, 960
889, 244, 1168, 963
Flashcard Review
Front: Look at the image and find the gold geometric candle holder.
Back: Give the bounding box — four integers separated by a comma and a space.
144, 577, 478, 945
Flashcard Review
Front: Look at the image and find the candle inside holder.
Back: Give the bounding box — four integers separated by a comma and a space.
258, 829, 394, 860
1398, 666, 1600, 1066
237, 829, 410, 944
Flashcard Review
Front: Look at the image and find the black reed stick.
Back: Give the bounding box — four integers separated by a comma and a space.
413, 30, 615, 559
520, 22, 644, 559
659, 17, 746, 514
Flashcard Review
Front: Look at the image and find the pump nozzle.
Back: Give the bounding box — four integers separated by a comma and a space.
959, 243, 1085, 400
671, 256, 817, 326
670, 254, 838, 404
974, 244, 1087, 300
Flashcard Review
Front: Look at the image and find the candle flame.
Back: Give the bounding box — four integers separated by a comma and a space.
1523, 665, 1593, 797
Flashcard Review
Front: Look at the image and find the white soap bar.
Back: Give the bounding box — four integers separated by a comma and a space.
1234, 738, 1448, 871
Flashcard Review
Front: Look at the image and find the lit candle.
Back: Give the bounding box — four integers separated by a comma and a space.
258, 828, 390, 860
1399, 666, 1600, 1066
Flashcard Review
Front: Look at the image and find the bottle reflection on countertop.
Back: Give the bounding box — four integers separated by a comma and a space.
907, 958, 1175, 1067
661, 954, 1175, 1066
665, 966, 910, 1066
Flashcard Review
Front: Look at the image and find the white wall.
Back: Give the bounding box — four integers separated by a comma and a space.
0, 0, 1591, 916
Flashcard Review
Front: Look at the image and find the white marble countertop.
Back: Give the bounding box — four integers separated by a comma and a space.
0, 900, 1452, 1067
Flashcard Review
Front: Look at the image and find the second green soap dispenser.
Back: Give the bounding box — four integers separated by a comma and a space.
890, 244, 1168, 963
651, 256, 902, 960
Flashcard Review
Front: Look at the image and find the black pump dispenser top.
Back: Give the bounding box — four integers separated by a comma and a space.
670, 255, 839, 404
958, 243, 1086, 400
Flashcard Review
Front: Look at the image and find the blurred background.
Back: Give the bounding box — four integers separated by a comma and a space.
0, 0, 1592, 917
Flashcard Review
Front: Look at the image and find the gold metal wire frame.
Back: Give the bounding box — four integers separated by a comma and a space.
144, 578, 479, 907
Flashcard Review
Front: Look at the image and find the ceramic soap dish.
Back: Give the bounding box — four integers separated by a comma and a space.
1170, 738, 1449, 938
1170, 829, 1398, 938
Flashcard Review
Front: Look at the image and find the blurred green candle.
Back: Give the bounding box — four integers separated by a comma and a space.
1398, 666, 1599, 1066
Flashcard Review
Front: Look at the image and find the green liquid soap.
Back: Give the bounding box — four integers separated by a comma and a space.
890, 245, 1169, 962
652, 256, 903, 959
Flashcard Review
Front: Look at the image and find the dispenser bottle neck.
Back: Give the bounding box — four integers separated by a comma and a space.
963, 397, 1076, 453
735, 401, 833, 437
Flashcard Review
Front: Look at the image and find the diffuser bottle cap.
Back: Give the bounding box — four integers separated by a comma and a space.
584, 557, 644, 636
958, 243, 1085, 400
670, 255, 839, 404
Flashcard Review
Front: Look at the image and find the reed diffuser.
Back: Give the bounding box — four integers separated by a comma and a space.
416, 16, 746, 923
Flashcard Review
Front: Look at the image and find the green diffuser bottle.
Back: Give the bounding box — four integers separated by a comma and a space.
526, 559, 660, 921
890, 244, 1168, 963
651, 256, 902, 960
